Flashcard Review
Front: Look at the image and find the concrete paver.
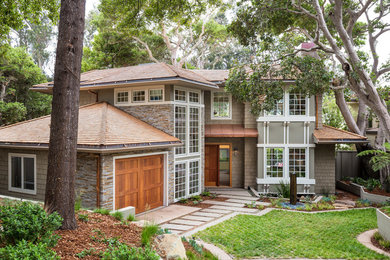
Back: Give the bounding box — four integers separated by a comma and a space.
137, 204, 199, 224
170, 219, 205, 226
192, 211, 223, 218
181, 215, 214, 222
160, 223, 194, 231
201, 208, 232, 214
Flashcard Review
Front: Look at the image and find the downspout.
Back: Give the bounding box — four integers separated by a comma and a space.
96, 154, 101, 208
88, 90, 98, 102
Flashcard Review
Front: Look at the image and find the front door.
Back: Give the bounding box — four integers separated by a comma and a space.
205, 144, 219, 186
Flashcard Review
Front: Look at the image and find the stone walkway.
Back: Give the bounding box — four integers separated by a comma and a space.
160, 188, 270, 235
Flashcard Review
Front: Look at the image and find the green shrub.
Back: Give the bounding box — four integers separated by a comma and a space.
78, 214, 89, 222
141, 224, 159, 246
201, 191, 211, 197
379, 239, 390, 248
374, 231, 383, 241
76, 248, 100, 258
245, 201, 256, 208
94, 208, 110, 215
74, 196, 82, 212
366, 178, 381, 191
190, 195, 202, 201
256, 204, 265, 210
0, 240, 59, 260
356, 199, 371, 207
276, 181, 290, 198
111, 211, 123, 221
179, 198, 188, 204
102, 244, 159, 260
0, 201, 62, 246
127, 214, 136, 222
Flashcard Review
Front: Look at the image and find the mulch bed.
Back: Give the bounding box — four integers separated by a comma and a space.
174, 195, 228, 209
364, 187, 390, 197
371, 236, 390, 254
336, 189, 360, 201
53, 211, 143, 259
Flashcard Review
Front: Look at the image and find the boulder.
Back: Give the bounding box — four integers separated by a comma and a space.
155, 234, 187, 260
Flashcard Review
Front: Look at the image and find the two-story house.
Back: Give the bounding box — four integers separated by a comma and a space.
0, 62, 368, 214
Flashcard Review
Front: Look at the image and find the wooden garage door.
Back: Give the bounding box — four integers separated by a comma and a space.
115, 155, 164, 214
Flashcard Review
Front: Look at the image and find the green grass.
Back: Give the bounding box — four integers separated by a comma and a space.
196, 209, 389, 259
382, 206, 390, 216
141, 224, 159, 246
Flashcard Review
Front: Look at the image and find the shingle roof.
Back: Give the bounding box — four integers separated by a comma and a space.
0, 102, 181, 151
313, 125, 368, 144
191, 70, 229, 82
33, 63, 218, 90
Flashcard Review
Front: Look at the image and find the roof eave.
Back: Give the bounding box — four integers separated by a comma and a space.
32, 77, 219, 92
0, 141, 182, 153
313, 136, 369, 144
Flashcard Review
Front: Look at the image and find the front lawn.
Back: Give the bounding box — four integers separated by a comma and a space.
196, 208, 389, 259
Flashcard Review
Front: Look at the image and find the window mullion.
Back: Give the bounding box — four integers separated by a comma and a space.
21, 156, 24, 191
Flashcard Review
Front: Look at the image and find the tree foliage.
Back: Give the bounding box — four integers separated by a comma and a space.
0, 45, 51, 125
0, 0, 59, 40
227, 0, 390, 142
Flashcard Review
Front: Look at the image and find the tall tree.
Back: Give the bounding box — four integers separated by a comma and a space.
0, 45, 50, 125
44, 0, 86, 230
227, 0, 390, 184
97, 0, 226, 68
0, 0, 59, 41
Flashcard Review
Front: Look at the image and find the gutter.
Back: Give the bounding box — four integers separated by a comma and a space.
0, 141, 182, 153
32, 77, 219, 91
313, 136, 369, 144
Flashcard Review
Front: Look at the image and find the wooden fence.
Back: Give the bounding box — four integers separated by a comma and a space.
335, 150, 362, 181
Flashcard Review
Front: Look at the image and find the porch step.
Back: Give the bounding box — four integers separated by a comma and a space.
209, 205, 258, 213
217, 195, 258, 201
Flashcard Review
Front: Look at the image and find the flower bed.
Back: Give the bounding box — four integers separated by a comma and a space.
377, 207, 390, 242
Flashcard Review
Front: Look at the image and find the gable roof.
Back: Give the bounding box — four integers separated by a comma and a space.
0, 102, 181, 152
313, 125, 368, 144
191, 70, 229, 83
33, 63, 218, 92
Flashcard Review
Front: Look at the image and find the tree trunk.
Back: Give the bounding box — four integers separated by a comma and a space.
44, 0, 86, 230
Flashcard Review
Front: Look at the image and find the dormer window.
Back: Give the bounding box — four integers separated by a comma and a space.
211, 91, 232, 119
116, 91, 129, 103
132, 90, 145, 102
289, 91, 306, 115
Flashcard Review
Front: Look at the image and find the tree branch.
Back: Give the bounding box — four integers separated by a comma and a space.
132, 36, 159, 63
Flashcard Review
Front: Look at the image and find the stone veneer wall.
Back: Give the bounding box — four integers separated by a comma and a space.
0, 148, 99, 207
75, 153, 98, 209
314, 144, 336, 194
120, 104, 175, 135
244, 138, 257, 188
99, 148, 174, 210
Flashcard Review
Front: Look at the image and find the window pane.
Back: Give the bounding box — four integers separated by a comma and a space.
149, 89, 163, 101
116, 91, 129, 103
189, 161, 199, 195
267, 99, 284, 116
175, 89, 186, 101
289, 91, 306, 115
11, 157, 22, 188
289, 148, 306, 177
213, 92, 230, 118
266, 148, 284, 178
189, 92, 199, 103
189, 107, 199, 153
132, 90, 145, 102
175, 106, 186, 155
23, 157, 35, 190
175, 163, 186, 199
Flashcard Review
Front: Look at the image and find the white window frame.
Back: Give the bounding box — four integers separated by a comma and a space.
211, 90, 232, 120
174, 89, 187, 103
174, 159, 201, 200
173, 86, 202, 158
288, 91, 307, 116
175, 105, 187, 156
149, 88, 164, 102
8, 153, 37, 195
188, 159, 201, 195
174, 162, 187, 200
262, 146, 310, 182
114, 86, 165, 106
189, 91, 200, 104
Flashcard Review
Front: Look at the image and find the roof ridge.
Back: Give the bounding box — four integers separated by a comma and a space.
159, 62, 179, 77
164, 63, 216, 84
323, 124, 367, 139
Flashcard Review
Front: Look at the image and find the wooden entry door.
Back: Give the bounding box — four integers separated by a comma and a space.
205, 145, 219, 186
115, 155, 164, 213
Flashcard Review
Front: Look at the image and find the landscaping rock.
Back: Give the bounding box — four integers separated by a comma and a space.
155, 234, 187, 260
